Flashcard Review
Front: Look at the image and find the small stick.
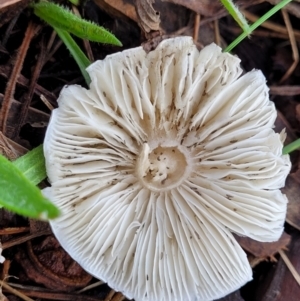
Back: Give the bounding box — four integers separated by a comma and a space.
0, 227, 30, 235
279, 9, 299, 83
214, 19, 221, 46
40, 95, 55, 111
0, 280, 34, 301
111, 292, 125, 301
193, 14, 200, 42
104, 290, 116, 301
2, 230, 52, 250
0, 21, 37, 134
242, 9, 300, 40
75, 280, 104, 293
12, 33, 45, 138
279, 249, 300, 286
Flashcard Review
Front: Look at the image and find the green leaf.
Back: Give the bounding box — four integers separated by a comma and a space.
54, 27, 91, 85
220, 0, 250, 34
0, 153, 60, 219
12, 144, 46, 186
32, 1, 122, 46
283, 138, 300, 155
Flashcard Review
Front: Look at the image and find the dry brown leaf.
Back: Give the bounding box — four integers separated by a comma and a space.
0, 131, 27, 159
0, 131, 18, 159
93, 0, 189, 35
283, 174, 300, 231
255, 233, 300, 301
92, 0, 138, 22
15, 236, 92, 292
215, 290, 244, 301
235, 232, 291, 259
161, 0, 222, 16
0, 93, 50, 139
29, 219, 51, 234
136, 0, 161, 34
295, 104, 300, 123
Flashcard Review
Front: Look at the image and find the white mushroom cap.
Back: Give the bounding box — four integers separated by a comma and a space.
44, 37, 291, 301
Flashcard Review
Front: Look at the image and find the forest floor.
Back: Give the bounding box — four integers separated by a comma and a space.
1, 0, 300, 300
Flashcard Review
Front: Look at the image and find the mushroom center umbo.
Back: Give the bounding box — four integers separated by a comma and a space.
137, 143, 189, 191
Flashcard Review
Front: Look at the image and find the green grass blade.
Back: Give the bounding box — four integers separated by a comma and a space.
283, 138, 300, 155
12, 145, 46, 186
54, 27, 91, 85
220, 0, 250, 34
224, 0, 293, 52
0, 154, 60, 219
32, 2, 122, 46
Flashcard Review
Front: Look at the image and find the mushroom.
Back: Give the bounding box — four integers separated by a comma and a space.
43, 36, 291, 301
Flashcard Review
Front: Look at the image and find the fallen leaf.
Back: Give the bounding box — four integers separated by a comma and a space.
93, 0, 189, 35
161, 0, 222, 16
93, 0, 137, 22
215, 290, 244, 300
0, 93, 50, 139
15, 236, 92, 291
235, 232, 291, 258
282, 174, 300, 231
295, 104, 300, 124
29, 219, 51, 234
255, 232, 300, 301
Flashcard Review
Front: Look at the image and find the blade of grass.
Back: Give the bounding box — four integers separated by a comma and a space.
54, 27, 91, 85
283, 138, 300, 154
224, 0, 293, 52
12, 144, 46, 186
220, 0, 250, 34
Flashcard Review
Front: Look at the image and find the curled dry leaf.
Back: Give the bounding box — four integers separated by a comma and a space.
93, 0, 189, 36
15, 236, 92, 292
136, 0, 160, 34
